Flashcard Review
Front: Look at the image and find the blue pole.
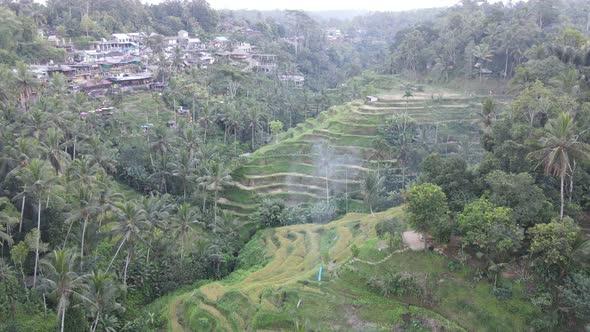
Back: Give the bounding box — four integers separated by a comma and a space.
318, 266, 323, 282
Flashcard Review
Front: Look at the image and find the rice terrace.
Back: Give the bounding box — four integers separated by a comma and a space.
1, 0, 589, 331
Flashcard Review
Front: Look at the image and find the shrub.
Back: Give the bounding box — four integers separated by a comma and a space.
447, 260, 462, 272
367, 272, 422, 297
375, 217, 404, 238
351, 244, 360, 258
491, 285, 513, 300
309, 201, 337, 224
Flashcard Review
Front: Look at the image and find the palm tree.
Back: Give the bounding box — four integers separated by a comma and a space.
1, 136, 41, 181
106, 201, 149, 285
246, 107, 264, 151
214, 212, 240, 239
13, 159, 56, 287
0, 258, 17, 311
64, 156, 104, 262
170, 149, 195, 200
146, 33, 165, 55
82, 136, 118, 175
199, 105, 216, 145
369, 138, 393, 174
227, 107, 243, 143
528, 112, 590, 218
362, 172, 384, 216
40, 249, 88, 332
403, 90, 413, 110
85, 271, 122, 332
317, 144, 335, 204
94, 180, 123, 228
171, 46, 185, 71
171, 203, 202, 260
64, 185, 100, 267
150, 152, 173, 193
139, 193, 172, 263
0, 66, 15, 109
383, 113, 416, 188
0, 197, 18, 247
477, 97, 497, 132
41, 127, 70, 175
26, 109, 49, 140
472, 43, 494, 81
177, 125, 201, 161
139, 193, 172, 231
14, 62, 37, 111
556, 67, 579, 95
197, 161, 235, 228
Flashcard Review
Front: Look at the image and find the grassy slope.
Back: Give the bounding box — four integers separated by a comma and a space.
160, 207, 538, 331
221, 80, 484, 216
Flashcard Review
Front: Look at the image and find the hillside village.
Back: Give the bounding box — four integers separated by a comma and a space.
28, 30, 313, 98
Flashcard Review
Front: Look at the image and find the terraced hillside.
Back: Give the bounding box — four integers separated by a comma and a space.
163, 208, 538, 331
220, 88, 484, 217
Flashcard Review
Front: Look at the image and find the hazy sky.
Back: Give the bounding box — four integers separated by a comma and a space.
203, 0, 490, 12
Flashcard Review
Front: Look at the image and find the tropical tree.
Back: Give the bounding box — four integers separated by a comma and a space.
478, 97, 497, 132
40, 249, 88, 332
177, 125, 201, 161
13, 158, 56, 287
485, 170, 550, 227
403, 90, 413, 109
472, 43, 494, 81
528, 216, 580, 279
65, 156, 104, 262
0, 197, 18, 247
404, 183, 451, 247
198, 161, 235, 227
316, 144, 335, 203
512, 81, 555, 128
106, 201, 149, 285
368, 137, 393, 174
139, 193, 172, 263
527, 112, 590, 218
555, 67, 579, 96
150, 152, 173, 193
41, 127, 70, 175
82, 136, 118, 175
254, 199, 288, 228
14, 62, 37, 111
85, 271, 123, 332
457, 198, 523, 261
380, 113, 417, 187
246, 106, 264, 150
362, 172, 384, 216
64, 185, 100, 267
562, 272, 590, 322
170, 149, 195, 200
171, 203, 201, 260
198, 104, 216, 145
0, 257, 18, 314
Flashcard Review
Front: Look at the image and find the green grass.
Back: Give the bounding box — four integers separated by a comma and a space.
162, 207, 538, 331
221, 77, 484, 218
346, 249, 540, 332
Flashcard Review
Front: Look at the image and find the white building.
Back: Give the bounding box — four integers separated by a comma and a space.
178, 30, 189, 40
111, 33, 131, 43
279, 75, 305, 87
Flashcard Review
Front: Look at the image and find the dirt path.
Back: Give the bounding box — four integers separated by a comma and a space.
199, 303, 233, 331
352, 247, 409, 266
402, 231, 425, 250
169, 292, 193, 332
